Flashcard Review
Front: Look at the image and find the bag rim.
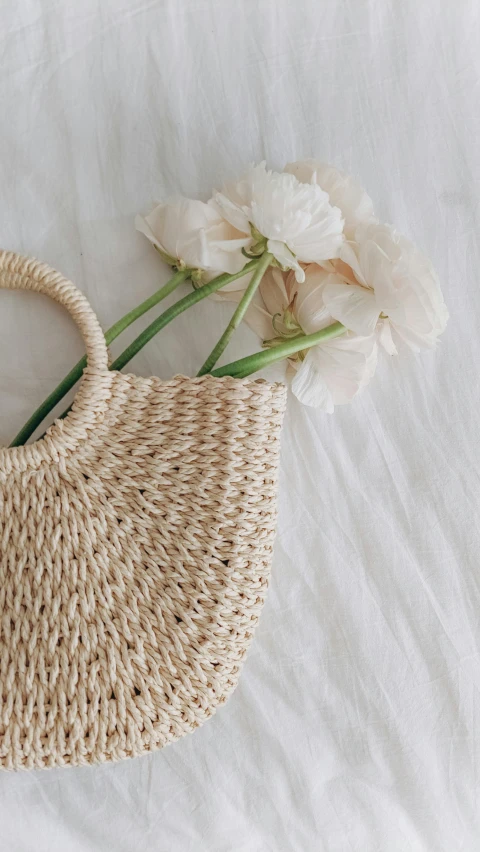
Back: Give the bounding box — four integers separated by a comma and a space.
0, 371, 286, 479
0, 251, 286, 478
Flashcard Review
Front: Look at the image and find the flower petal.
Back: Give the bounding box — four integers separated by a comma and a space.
214, 162, 344, 263
284, 159, 376, 236
267, 240, 305, 282
243, 291, 279, 340
377, 318, 398, 355
347, 222, 448, 351
294, 267, 333, 334
291, 352, 335, 412
289, 228, 344, 264
258, 267, 291, 317
339, 241, 368, 286
212, 191, 251, 234
135, 213, 167, 254
201, 235, 251, 275
292, 333, 377, 410
323, 279, 380, 335
137, 197, 250, 275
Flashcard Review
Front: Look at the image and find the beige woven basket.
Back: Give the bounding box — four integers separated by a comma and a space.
0, 251, 286, 771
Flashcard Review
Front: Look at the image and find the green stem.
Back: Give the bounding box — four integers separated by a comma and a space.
13, 258, 260, 446
9, 268, 190, 447
110, 259, 260, 372
211, 322, 347, 378
197, 251, 272, 376
106, 268, 190, 342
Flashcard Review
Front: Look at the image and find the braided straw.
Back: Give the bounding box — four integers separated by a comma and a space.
0, 250, 109, 372
0, 252, 286, 770
0, 251, 114, 477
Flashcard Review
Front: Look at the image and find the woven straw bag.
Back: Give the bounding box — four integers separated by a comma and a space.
0, 251, 286, 771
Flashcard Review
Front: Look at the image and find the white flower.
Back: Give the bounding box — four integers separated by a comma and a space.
291, 333, 378, 412
322, 223, 448, 353
284, 160, 376, 237
213, 162, 344, 283
135, 197, 250, 281
239, 265, 377, 412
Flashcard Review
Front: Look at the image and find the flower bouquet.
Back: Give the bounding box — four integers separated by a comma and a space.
0, 160, 448, 770
11, 160, 448, 445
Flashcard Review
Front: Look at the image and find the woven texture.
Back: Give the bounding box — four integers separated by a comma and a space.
0, 251, 286, 771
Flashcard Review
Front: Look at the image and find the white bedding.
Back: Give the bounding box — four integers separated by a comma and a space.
1, 1, 479, 849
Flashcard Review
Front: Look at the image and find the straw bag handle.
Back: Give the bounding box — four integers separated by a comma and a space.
0, 250, 109, 374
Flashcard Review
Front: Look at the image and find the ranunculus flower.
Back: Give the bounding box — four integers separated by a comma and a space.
236, 265, 377, 412
135, 197, 250, 281
321, 223, 449, 353
212, 162, 344, 284
284, 160, 376, 237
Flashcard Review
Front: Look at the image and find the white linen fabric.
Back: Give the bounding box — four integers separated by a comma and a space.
0, 0, 478, 848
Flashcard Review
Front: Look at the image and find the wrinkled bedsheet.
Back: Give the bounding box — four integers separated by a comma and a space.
0, 1, 479, 849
